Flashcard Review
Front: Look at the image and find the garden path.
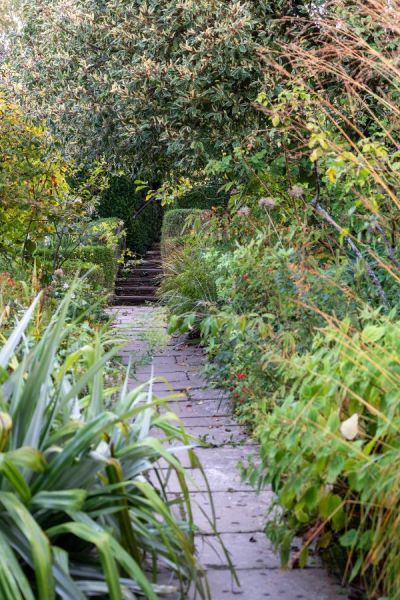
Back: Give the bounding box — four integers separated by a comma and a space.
108, 304, 346, 600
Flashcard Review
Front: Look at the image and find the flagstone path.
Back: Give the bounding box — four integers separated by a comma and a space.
109, 304, 347, 600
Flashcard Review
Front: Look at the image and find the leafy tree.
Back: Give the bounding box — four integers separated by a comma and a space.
13, 0, 308, 180
0, 92, 82, 262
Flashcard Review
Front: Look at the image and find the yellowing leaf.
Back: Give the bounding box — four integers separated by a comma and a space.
326, 167, 337, 183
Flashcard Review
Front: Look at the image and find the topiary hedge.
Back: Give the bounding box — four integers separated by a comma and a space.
98, 176, 163, 255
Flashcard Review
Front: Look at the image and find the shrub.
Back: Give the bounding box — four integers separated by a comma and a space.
0, 289, 212, 599
244, 316, 400, 598
14, 1, 309, 178
163, 203, 360, 423
88, 217, 126, 256
34, 217, 124, 291
0, 271, 27, 314
62, 259, 104, 287
77, 245, 118, 290
0, 92, 77, 261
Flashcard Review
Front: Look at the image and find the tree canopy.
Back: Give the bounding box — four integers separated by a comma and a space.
14, 0, 307, 180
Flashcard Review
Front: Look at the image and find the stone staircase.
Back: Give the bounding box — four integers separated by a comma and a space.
113, 242, 162, 305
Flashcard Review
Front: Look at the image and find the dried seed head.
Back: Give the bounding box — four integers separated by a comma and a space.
288, 185, 305, 198
258, 197, 277, 209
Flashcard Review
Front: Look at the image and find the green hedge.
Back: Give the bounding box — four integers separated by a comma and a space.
98, 176, 163, 255
34, 217, 123, 290
77, 245, 118, 289
62, 260, 104, 287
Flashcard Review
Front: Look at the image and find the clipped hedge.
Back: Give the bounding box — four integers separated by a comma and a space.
77, 245, 118, 289
62, 260, 104, 287
35, 217, 124, 289
161, 209, 202, 259
98, 176, 163, 254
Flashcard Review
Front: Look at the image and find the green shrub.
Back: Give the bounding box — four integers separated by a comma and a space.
98, 176, 163, 254
244, 316, 400, 598
62, 259, 104, 287
0, 93, 74, 261
34, 217, 124, 290
163, 212, 359, 423
0, 289, 212, 599
77, 245, 118, 289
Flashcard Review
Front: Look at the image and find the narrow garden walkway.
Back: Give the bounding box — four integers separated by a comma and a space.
108, 302, 347, 600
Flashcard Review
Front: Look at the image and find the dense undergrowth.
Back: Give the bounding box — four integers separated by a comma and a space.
157, 1, 400, 597
2, 0, 400, 597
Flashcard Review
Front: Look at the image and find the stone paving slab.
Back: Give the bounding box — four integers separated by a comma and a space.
109, 305, 346, 600
196, 533, 323, 571
181, 424, 252, 444
157, 446, 259, 469
165, 398, 236, 418
178, 490, 272, 533
192, 568, 346, 600
196, 532, 282, 570
151, 468, 255, 493
132, 372, 191, 384
171, 415, 238, 427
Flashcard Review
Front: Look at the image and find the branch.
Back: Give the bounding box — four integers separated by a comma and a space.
310, 163, 389, 311
371, 219, 400, 272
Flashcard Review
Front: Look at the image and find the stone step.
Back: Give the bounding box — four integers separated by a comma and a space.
116, 278, 160, 286
117, 272, 161, 280
115, 286, 156, 296
112, 295, 157, 305
138, 263, 162, 269
130, 268, 163, 275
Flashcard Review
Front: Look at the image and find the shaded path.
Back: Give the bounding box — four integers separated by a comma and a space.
109, 305, 346, 600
